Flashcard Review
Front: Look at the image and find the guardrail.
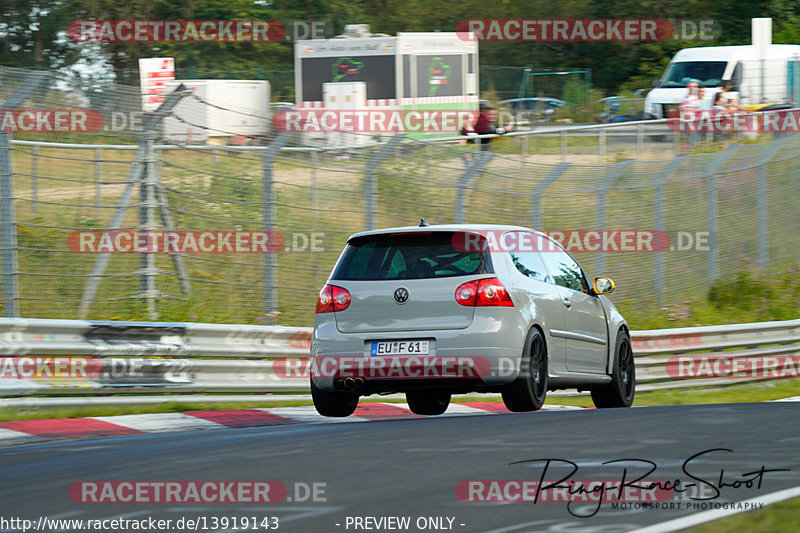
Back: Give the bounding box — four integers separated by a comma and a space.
0, 318, 311, 397
1, 318, 798, 401
9, 117, 674, 150
632, 319, 800, 391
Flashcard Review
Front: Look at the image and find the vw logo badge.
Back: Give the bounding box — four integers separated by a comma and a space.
394, 287, 409, 304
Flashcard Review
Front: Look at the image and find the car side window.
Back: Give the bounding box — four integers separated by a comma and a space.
538, 247, 590, 293
510, 251, 549, 282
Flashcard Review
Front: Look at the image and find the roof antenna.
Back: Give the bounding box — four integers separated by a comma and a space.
419, 218, 430, 227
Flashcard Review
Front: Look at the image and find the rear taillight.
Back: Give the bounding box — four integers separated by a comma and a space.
455, 278, 513, 307
316, 284, 351, 313
477, 278, 514, 306
455, 281, 478, 306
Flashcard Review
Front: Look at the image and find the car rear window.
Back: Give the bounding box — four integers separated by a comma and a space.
331, 232, 492, 281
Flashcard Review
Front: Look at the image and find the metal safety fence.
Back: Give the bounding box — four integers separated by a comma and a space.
2, 66, 800, 327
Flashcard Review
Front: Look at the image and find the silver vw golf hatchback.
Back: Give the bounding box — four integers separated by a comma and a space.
310, 223, 634, 416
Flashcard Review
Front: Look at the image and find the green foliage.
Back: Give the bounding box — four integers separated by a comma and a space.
7, 0, 800, 94
561, 76, 588, 107
709, 267, 774, 312
622, 262, 800, 330
709, 264, 800, 321
0, 0, 76, 68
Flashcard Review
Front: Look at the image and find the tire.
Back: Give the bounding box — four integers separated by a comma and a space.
502, 328, 548, 412
591, 330, 636, 408
406, 390, 451, 415
311, 378, 359, 417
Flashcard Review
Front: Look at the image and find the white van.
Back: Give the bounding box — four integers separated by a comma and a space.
644, 44, 800, 118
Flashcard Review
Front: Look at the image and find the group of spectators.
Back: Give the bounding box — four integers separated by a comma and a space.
680, 80, 742, 113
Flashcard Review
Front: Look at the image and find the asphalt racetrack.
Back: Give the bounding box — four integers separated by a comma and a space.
2, 402, 799, 532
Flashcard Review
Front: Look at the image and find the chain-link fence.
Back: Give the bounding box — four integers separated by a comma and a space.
3, 66, 800, 327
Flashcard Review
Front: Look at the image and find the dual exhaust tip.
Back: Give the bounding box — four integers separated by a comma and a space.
342, 377, 365, 390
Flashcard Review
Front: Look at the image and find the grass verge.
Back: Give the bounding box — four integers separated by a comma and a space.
684, 496, 800, 532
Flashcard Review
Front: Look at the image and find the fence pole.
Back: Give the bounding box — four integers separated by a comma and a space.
364, 134, 405, 231
139, 136, 158, 320
673, 129, 679, 158
455, 151, 494, 224
560, 130, 567, 161
704, 144, 739, 283
758, 162, 768, 269
94, 148, 102, 216
598, 128, 606, 162
530, 162, 569, 228
653, 156, 686, 306
596, 159, 634, 275
0, 70, 49, 317
754, 137, 787, 270
311, 149, 318, 212
0, 133, 17, 317
262, 132, 294, 325
31, 145, 38, 215
636, 122, 644, 158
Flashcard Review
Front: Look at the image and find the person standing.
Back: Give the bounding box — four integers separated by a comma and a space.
680, 80, 700, 111
680, 81, 701, 146
697, 86, 708, 110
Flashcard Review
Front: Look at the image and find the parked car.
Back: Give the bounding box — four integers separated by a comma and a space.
497, 97, 571, 126
596, 96, 648, 123
310, 223, 635, 417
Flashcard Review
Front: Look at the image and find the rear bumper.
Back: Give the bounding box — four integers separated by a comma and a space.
310, 312, 525, 392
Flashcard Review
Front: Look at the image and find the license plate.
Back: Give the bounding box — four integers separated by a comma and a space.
370, 340, 430, 356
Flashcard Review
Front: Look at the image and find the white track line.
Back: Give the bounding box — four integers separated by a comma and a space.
436, 403, 499, 415
628, 484, 800, 533
257, 406, 369, 423
0, 426, 38, 443
91, 412, 227, 433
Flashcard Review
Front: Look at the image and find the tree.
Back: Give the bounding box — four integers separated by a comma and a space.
0, 0, 76, 68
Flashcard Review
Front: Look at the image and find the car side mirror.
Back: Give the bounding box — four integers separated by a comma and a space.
593, 276, 615, 295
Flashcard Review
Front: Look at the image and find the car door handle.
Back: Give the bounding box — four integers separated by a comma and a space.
562, 297, 572, 308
